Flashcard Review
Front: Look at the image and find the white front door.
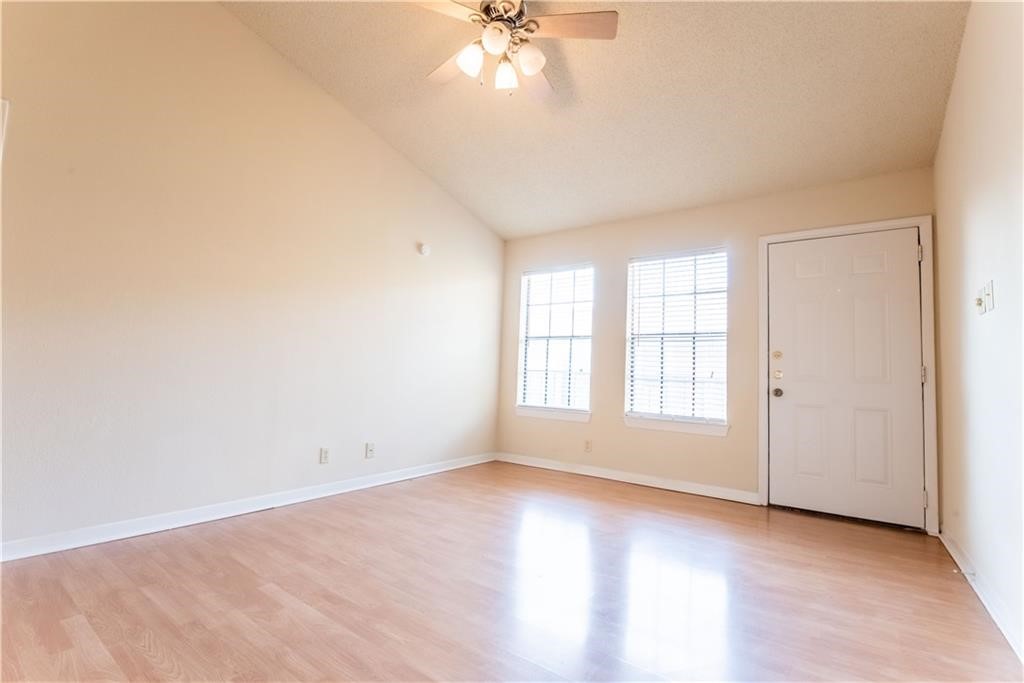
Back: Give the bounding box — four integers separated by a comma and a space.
768, 227, 925, 527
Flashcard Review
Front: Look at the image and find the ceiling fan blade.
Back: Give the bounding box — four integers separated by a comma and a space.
520, 69, 553, 101
528, 11, 618, 39
417, 2, 482, 24
427, 49, 464, 84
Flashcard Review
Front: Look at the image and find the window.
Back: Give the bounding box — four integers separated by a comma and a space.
625, 249, 728, 426
517, 266, 594, 414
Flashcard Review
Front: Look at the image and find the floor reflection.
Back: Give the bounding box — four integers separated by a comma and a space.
513, 506, 594, 656
624, 537, 731, 678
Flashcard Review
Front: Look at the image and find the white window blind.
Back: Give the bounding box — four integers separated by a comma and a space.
517, 266, 594, 411
625, 249, 728, 423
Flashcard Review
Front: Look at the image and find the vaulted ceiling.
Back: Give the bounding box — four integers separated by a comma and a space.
227, 2, 968, 238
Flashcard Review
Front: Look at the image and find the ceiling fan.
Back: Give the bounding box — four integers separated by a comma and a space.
420, 1, 618, 99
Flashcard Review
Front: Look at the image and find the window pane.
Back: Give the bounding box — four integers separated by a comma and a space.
663, 294, 695, 334
570, 374, 591, 410
630, 338, 662, 382
527, 273, 551, 304
573, 302, 592, 336
662, 381, 695, 417
695, 292, 727, 333
694, 335, 727, 381
548, 339, 571, 373
525, 339, 547, 371
574, 269, 594, 302
551, 270, 575, 303
547, 371, 570, 408
634, 261, 664, 297
526, 304, 550, 337
523, 370, 546, 405
517, 266, 594, 410
626, 250, 727, 421
693, 380, 726, 421
663, 338, 695, 381
571, 338, 591, 376
630, 379, 661, 415
635, 298, 664, 335
570, 338, 591, 410
695, 252, 727, 291
550, 303, 573, 336
664, 257, 695, 295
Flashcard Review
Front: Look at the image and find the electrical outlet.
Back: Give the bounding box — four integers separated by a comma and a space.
364, 442, 375, 459
584, 439, 593, 453
318, 448, 329, 464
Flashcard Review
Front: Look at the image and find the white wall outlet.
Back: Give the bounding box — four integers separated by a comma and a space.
318, 448, 329, 464
364, 442, 375, 459
584, 439, 593, 453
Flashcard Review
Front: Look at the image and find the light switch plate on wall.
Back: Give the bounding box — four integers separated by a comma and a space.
976, 280, 995, 315
1, 99, 9, 161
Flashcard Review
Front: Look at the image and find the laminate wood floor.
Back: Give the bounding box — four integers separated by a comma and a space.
2, 462, 1021, 681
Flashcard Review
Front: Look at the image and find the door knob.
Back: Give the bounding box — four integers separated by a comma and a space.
772, 388, 784, 397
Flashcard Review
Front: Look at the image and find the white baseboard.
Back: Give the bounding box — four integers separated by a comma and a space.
1, 453, 497, 562
2, 451, 763, 561
940, 532, 1023, 662
494, 452, 762, 505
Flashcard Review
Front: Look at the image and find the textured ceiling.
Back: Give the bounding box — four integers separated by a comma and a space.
226, 2, 968, 238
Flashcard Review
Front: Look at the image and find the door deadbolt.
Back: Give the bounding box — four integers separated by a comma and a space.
772, 388, 784, 397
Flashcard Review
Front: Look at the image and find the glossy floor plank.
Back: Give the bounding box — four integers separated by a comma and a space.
2, 462, 1020, 681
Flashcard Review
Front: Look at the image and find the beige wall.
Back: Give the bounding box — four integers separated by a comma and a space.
498, 168, 934, 492
933, 2, 1022, 656
1, 2, 502, 542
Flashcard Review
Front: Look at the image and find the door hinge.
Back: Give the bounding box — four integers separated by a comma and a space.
923, 489, 929, 509
921, 365, 927, 383
918, 244, 924, 262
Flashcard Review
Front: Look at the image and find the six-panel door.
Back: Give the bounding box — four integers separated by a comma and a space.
768, 228, 925, 527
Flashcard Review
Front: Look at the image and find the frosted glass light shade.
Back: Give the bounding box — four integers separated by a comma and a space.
456, 41, 484, 78
517, 41, 546, 76
495, 56, 519, 90
481, 22, 512, 55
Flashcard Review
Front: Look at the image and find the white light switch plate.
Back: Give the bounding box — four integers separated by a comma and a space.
1, 100, 9, 162
984, 280, 995, 312
976, 281, 995, 315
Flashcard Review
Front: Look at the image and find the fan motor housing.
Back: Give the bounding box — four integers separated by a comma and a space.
480, 0, 529, 28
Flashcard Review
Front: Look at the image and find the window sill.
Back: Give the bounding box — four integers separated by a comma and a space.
516, 406, 592, 423
624, 414, 730, 437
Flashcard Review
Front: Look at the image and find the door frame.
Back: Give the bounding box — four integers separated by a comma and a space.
757, 215, 938, 534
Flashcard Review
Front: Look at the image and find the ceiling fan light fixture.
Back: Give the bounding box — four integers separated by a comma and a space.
421, 1, 619, 101
481, 21, 512, 55
455, 40, 484, 78
516, 40, 546, 76
495, 55, 519, 90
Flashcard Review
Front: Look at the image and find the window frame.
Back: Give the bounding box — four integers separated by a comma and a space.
623, 247, 730, 437
515, 263, 596, 421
